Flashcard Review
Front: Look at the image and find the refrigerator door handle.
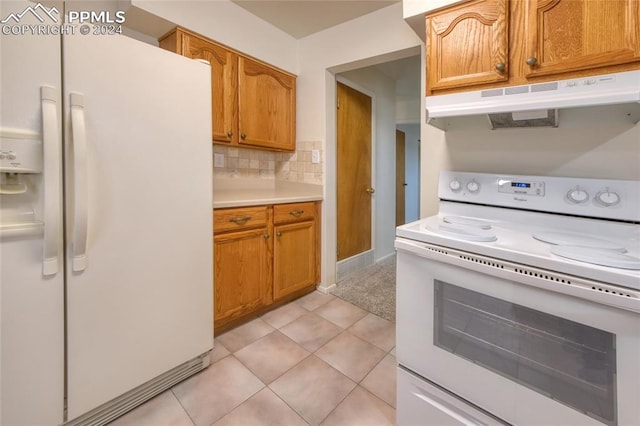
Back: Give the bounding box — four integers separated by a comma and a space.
70, 92, 88, 272
41, 86, 61, 276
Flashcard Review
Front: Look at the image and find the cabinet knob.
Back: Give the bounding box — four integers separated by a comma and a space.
227, 131, 233, 138
240, 133, 246, 140
365, 188, 375, 194
264, 234, 270, 239
276, 231, 282, 237
495, 62, 506, 72
526, 57, 538, 66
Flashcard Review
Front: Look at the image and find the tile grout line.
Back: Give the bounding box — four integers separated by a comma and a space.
170, 388, 197, 426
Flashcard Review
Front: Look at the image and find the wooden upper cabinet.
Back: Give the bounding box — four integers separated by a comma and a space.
238, 58, 296, 151
159, 27, 297, 152
426, 0, 509, 94
180, 33, 238, 144
524, 0, 640, 78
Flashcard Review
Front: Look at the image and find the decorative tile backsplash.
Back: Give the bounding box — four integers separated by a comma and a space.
212, 141, 323, 185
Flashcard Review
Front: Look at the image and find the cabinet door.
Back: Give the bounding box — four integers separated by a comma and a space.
181, 33, 238, 144
525, 0, 640, 78
426, 0, 509, 93
238, 57, 296, 151
214, 227, 272, 327
273, 221, 316, 301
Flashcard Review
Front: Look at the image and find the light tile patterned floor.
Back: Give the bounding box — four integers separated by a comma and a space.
110, 292, 397, 426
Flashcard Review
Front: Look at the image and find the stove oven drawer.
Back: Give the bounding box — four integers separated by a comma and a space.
397, 367, 506, 426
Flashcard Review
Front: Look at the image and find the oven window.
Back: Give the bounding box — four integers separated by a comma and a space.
434, 280, 617, 426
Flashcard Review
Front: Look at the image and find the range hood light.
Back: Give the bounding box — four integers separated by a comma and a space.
511, 110, 549, 120
487, 109, 558, 130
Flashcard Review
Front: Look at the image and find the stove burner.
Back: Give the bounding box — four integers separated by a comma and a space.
429, 223, 498, 242
551, 245, 640, 270
442, 216, 492, 230
533, 231, 627, 252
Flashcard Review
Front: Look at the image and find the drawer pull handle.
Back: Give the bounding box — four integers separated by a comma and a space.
229, 216, 251, 224
290, 210, 304, 217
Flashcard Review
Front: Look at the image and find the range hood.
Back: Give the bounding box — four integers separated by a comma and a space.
426, 70, 640, 130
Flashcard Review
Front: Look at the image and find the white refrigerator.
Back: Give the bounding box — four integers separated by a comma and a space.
0, 2, 214, 424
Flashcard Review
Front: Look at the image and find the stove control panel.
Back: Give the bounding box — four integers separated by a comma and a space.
439, 171, 640, 222
498, 179, 545, 196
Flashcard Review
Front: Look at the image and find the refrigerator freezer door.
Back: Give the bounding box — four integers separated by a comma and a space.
0, 1, 65, 424
63, 33, 213, 420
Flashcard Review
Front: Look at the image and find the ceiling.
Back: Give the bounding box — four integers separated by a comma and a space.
374, 55, 421, 97
231, 0, 399, 39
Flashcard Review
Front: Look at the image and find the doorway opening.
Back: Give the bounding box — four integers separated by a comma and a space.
334, 54, 421, 282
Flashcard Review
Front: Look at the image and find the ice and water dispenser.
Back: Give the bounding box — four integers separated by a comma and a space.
0, 129, 44, 236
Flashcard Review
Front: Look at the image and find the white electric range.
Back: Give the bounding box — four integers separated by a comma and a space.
395, 172, 640, 426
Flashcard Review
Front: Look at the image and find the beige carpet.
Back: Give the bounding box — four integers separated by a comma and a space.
332, 255, 396, 322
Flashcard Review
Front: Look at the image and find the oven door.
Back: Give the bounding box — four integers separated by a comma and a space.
396, 238, 640, 426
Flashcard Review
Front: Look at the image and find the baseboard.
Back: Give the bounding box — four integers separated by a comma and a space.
376, 252, 396, 263
316, 282, 336, 294
337, 250, 375, 282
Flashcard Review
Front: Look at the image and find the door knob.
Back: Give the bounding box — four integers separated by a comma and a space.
365, 188, 375, 194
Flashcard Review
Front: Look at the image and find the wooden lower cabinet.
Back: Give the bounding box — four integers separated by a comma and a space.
273, 203, 320, 301
213, 201, 320, 334
214, 227, 272, 329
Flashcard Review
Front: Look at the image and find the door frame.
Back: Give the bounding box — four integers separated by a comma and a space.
396, 129, 406, 227
334, 76, 377, 280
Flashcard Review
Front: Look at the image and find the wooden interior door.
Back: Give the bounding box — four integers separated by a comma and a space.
396, 130, 406, 227
337, 82, 372, 262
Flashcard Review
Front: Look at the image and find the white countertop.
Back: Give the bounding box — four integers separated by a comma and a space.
213, 179, 323, 208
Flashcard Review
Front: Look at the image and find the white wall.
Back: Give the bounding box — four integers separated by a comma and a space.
397, 123, 420, 223
420, 106, 640, 217
297, 2, 422, 291
338, 68, 397, 264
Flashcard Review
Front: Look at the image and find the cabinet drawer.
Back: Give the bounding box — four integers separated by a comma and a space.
273, 202, 316, 224
214, 206, 268, 233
